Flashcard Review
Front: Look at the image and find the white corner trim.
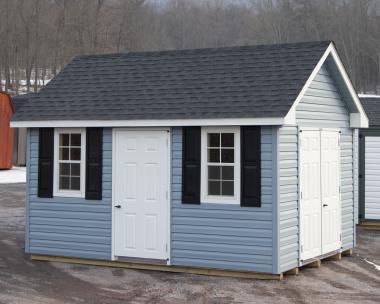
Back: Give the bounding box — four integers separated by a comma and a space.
10, 117, 285, 128
284, 42, 369, 129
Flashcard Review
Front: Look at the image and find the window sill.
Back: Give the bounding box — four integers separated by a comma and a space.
53, 191, 85, 198
201, 195, 239, 205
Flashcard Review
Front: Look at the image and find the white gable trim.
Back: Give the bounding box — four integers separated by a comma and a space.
284, 42, 369, 128
358, 94, 380, 98
10, 117, 285, 128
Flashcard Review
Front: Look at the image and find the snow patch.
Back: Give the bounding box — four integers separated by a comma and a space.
365, 259, 380, 271
0, 167, 26, 184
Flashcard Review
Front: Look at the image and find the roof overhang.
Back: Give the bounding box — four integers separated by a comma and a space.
284, 42, 369, 128
10, 117, 285, 128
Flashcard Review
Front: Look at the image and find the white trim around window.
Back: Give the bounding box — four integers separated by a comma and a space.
201, 126, 240, 204
53, 128, 86, 198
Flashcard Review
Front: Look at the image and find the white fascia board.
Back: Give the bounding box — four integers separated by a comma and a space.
284, 43, 333, 125
284, 42, 369, 129
358, 94, 380, 98
329, 46, 368, 128
10, 117, 285, 128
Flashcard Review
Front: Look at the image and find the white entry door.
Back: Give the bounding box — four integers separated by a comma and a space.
114, 130, 169, 260
299, 129, 341, 261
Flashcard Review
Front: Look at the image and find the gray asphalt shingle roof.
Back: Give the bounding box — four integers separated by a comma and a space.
360, 96, 380, 127
11, 93, 35, 112
12, 41, 331, 122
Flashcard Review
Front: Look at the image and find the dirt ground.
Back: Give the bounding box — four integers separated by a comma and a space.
0, 183, 379, 304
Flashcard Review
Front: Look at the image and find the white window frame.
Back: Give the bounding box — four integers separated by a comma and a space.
201, 126, 240, 204
53, 128, 86, 198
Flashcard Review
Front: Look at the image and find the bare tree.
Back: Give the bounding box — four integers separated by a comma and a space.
0, 0, 378, 94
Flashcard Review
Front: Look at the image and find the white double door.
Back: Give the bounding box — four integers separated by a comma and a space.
114, 130, 169, 260
299, 129, 341, 261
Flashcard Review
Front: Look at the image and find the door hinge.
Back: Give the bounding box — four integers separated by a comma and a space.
339, 186, 341, 193
166, 138, 169, 146
338, 138, 340, 146
166, 243, 168, 252
166, 190, 168, 200
300, 245, 303, 253
340, 234, 342, 241
300, 191, 303, 200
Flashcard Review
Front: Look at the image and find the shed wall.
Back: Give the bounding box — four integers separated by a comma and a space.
171, 127, 276, 273
359, 129, 380, 221
279, 63, 355, 271
0, 93, 14, 169
278, 125, 299, 273
26, 128, 112, 259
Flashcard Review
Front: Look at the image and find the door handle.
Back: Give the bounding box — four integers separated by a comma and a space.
323, 204, 328, 207
114, 205, 121, 208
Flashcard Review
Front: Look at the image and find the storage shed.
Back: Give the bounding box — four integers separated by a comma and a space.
11, 94, 33, 166
0, 92, 14, 169
11, 41, 368, 278
358, 95, 380, 224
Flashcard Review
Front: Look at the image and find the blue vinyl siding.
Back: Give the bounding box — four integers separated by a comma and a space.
26, 128, 112, 260
278, 63, 356, 271
171, 127, 276, 273
278, 126, 299, 273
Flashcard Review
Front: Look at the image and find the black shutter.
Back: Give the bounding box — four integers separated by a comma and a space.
85, 128, 103, 200
241, 126, 261, 207
38, 128, 54, 198
182, 127, 201, 204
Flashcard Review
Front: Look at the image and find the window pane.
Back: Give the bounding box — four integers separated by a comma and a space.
208, 133, 220, 148
208, 148, 220, 163
208, 181, 220, 195
59, 176, 70, 190
59, 148, 70, 160
59, 163, 70, 176
208, 166, 220, 180
221, 149, 234, 163
222, 181, 234, 196
60, 134, 69, 146
71, 177, 80, 190
221, 133, 234, 147
71, 134, 81, 146
222, 166, 234, 180
71, 148, 81, 161
71, 163, 80, 177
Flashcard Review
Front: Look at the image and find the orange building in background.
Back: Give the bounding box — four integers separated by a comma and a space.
0, 92, 14, 169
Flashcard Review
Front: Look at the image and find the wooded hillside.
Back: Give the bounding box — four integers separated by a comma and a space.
0, 0, 379, 94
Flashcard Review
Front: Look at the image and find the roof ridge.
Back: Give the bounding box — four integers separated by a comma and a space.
73, 40, 332, 60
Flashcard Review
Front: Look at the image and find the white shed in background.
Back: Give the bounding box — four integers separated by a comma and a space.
358, 95, 380, 225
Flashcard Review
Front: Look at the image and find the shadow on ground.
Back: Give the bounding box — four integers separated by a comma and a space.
0, 183, 379, 303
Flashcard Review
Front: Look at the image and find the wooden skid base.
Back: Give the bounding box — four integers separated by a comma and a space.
342, 248, 353, 256
358, 221, 380, 230
324, 252, 342, 261
31, 254, 283, 280
284, 267, 299, 275
297, 248, 353, 274
304, 259, 321, 268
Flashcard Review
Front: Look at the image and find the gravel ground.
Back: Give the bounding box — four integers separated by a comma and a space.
0, 183, 379, 304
